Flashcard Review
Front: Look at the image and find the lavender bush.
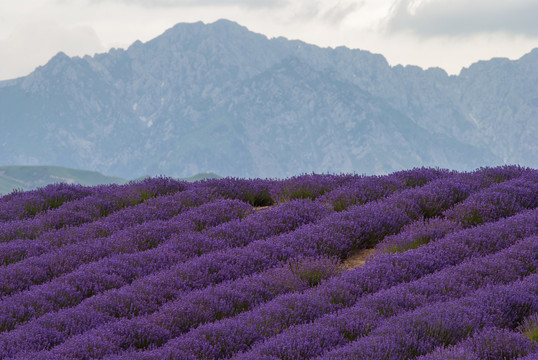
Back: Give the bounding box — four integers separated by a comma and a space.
418, 327, 537, 360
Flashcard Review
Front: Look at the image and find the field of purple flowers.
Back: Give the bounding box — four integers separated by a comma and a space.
0, 166, 536, 360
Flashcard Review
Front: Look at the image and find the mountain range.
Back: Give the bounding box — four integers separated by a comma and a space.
1, 19, 536, 179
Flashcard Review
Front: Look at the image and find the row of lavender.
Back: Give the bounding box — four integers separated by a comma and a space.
3, 172, 444, 348
104, 168, 537, 360
47, 169, 528, 358
108, 167, 538, 360
0, 168, 449, 353
0, 168, 448, 226
0, 166, 535, 359
0, 170, 436, 248
0, 168, 449, 296
116, 211, 537, 360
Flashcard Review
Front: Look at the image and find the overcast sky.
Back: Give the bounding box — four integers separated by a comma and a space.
1, 0, 537, 81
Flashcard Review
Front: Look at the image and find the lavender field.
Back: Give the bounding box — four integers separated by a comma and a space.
0, 166, 537, 360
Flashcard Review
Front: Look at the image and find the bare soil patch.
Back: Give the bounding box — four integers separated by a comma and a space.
253, 206, 271, 212
342, 248, 376, 269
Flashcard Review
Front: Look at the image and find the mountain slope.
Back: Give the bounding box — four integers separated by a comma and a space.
0, 19, 535, 178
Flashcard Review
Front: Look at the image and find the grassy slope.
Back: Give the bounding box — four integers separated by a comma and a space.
0, 177, 23, 196
180, 172, 222, 182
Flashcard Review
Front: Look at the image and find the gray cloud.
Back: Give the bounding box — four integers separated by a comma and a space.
84, 0, 286, 9
320, 1, 362, 24
386, 0, 538, 37
279, 0, 363, 25
82, 0, 361, 23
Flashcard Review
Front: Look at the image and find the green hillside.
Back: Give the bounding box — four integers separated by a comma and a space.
0, 166, 222, 195
180, 172, 222, 182
0, 166, 127, 195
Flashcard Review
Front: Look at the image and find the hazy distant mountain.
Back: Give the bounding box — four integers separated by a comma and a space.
0, 19, 536, 178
